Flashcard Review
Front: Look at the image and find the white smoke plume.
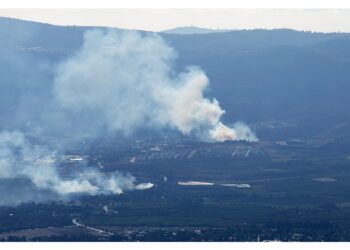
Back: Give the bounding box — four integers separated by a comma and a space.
53, 29, 257, 142
0, 28, 257, 205
210, 122, 258, 142
0, 130, 153, 197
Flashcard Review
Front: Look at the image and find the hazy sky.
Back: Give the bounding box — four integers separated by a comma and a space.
0, 9, 349, 33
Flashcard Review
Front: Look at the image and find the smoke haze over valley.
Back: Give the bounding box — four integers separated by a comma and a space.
1, 16, 350, 242
0, 18, 257, 204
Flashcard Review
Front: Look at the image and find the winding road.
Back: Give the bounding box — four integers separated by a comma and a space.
72, 218, 114, 236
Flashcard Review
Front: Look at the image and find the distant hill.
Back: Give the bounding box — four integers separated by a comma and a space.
1, 17, 350, 140
162, 26, 231, 34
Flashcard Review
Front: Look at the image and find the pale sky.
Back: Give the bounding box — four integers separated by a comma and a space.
0, 9, 349, 33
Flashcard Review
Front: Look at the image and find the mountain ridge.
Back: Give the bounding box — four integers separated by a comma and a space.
1, 16, 350, 140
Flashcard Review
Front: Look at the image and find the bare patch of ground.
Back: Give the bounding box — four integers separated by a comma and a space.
313, 177, 337, 183
0, 226, 88, 240
178, 181, 214, 186
336, 202, 350, 208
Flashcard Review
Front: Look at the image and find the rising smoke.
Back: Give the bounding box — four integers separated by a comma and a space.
53, 29, 257, 142
0, 131, 153, 200
0, 28, 257, 205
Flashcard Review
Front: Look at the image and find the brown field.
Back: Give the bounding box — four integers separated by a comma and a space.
0, 226, 88, 240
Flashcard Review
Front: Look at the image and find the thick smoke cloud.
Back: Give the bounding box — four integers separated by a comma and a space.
53, 29, 257, 142
0, 28, 257, 205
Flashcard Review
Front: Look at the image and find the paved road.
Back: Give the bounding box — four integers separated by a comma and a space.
72, 218, 114, 236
